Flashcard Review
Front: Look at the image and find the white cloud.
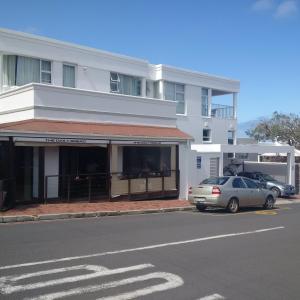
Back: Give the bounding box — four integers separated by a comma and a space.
274, 0, 298, 18
252, 0, 275, 11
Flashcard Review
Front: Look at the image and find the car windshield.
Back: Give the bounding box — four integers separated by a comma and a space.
201, 177, 229, 185
260, 174, 276, 181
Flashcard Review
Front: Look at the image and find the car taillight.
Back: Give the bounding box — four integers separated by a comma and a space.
212, 186, 221, 195
189, 186, 192, 194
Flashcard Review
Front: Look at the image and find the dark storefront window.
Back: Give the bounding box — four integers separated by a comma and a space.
123, 146, 171, 178
59, 147, 108, 200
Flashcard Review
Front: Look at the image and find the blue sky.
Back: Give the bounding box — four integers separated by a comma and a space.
0, 0, 299, 123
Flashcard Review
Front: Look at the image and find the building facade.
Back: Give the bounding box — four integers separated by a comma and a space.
0, 28, 240, 206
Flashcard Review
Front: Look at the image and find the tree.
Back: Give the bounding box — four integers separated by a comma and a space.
246, 112, 300, 149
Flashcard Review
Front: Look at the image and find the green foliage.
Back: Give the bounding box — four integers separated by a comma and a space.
246, 112, 300, 148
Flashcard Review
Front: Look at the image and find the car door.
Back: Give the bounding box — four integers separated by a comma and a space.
242, 177, 263, 206
231, 177, 248, 207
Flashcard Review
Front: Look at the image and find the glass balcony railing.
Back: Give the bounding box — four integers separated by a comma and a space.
211, 103, 234, 119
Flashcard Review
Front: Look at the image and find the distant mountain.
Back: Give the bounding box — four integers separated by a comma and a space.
237, 118, 264, 138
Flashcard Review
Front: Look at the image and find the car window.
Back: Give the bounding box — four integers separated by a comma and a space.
261, 174, 276, 181
201, 177, 229, 185
243, 178, 258, 189
232, 178, 246, 188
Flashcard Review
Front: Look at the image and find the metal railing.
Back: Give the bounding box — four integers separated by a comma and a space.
111, 169, 179, 200
44, 172, 109, 202
0, 178, 13, 209
44, 170, 180, 202
211, 103, 234, 119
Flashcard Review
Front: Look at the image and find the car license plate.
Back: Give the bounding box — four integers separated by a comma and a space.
196, 198, 205, 203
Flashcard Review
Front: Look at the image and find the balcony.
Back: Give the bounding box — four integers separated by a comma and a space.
0, 83, 177, 127
211, 103, 234, 119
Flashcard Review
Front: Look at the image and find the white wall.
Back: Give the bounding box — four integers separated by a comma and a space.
244, 161, 293, 185
0, 84, 178, 127
189, 151, 221, 187
179, 142, 189, 199
176, 84, 237, 144
77, 66, 110, 92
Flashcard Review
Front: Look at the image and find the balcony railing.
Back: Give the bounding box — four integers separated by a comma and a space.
211, 104, 234, 119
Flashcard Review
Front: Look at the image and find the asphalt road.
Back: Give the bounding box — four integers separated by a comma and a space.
1, 204, 300, 300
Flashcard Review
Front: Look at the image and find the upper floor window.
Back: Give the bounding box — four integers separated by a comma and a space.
202, 88, 209, 116
63, 64, 75, 88
203, 128, 211, 142
2, 55, 51, 87
228, 130, 234, 144
164, 82, 185, 114
110, 72, 141, 96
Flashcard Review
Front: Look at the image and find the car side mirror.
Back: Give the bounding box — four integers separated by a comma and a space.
258, 182, 265, 189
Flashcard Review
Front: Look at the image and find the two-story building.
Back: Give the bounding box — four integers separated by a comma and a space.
0, 28, 240, 207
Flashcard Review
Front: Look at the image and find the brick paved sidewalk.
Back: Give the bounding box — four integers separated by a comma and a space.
0, 199, 192, 217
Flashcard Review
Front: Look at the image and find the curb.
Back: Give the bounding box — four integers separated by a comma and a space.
0, 206, 194, 224
1, 200, 299, 224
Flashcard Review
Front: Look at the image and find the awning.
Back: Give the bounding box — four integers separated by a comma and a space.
191, 143, 295, 155
0, 119, 192, 143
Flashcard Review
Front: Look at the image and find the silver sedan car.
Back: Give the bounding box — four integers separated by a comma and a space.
188, 176, 276, 213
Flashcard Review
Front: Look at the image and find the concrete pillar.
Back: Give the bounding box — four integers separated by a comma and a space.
141, 78, 146, 97
44, 147, 59, 199
0, 53, 3, 94
158, 80, 164, 100
218, 153, 224, 177
52, 61, 63, 86
179, 142, 189, 200
233, 93, 238, 119
208, 88, 212, 117
287, 150, 295, 185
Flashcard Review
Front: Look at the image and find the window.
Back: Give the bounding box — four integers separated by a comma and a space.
243, 178, 258, 189
123, 147, 171, 177
236, 153, 248, 159
41, 60, 51, 84
153, 81, 159, 99
2, 55, 51, 86
110, 72, 120, 92
164, 82, 185, 114
110, 72, 141, 96
63, 64, 75, 88
228, 130, 234, 144
196, 156, 202, 169
232, 178, 246, 188
202, 88, 209, 116
203, 129, 211, 142
201, 177, 229, 185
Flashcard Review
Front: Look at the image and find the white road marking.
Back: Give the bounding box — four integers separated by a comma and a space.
198, 293, 225, 300
24, 272, 184, 300
0, 264, 153, 294
0, 226, 284, 271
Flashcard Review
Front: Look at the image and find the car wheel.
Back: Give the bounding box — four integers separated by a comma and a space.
227, 198, 239, 213
271, 187, 281, 198
264, 196, 274, 209
196, 204, 207, 212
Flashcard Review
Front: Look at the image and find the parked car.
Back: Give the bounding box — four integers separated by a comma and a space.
237, 171, 295, 197
188, 176, 276, 213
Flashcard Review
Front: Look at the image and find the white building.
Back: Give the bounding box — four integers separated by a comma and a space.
0, 28, 241, 205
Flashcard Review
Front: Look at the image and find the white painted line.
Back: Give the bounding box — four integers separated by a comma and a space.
198, 293, 225, 300
0, 226, 284, 270
0, 264, 153, 294
25, 272, 184, 300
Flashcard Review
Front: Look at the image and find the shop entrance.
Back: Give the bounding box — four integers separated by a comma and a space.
59, 146, 109, 200
15, 147, 33, 203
